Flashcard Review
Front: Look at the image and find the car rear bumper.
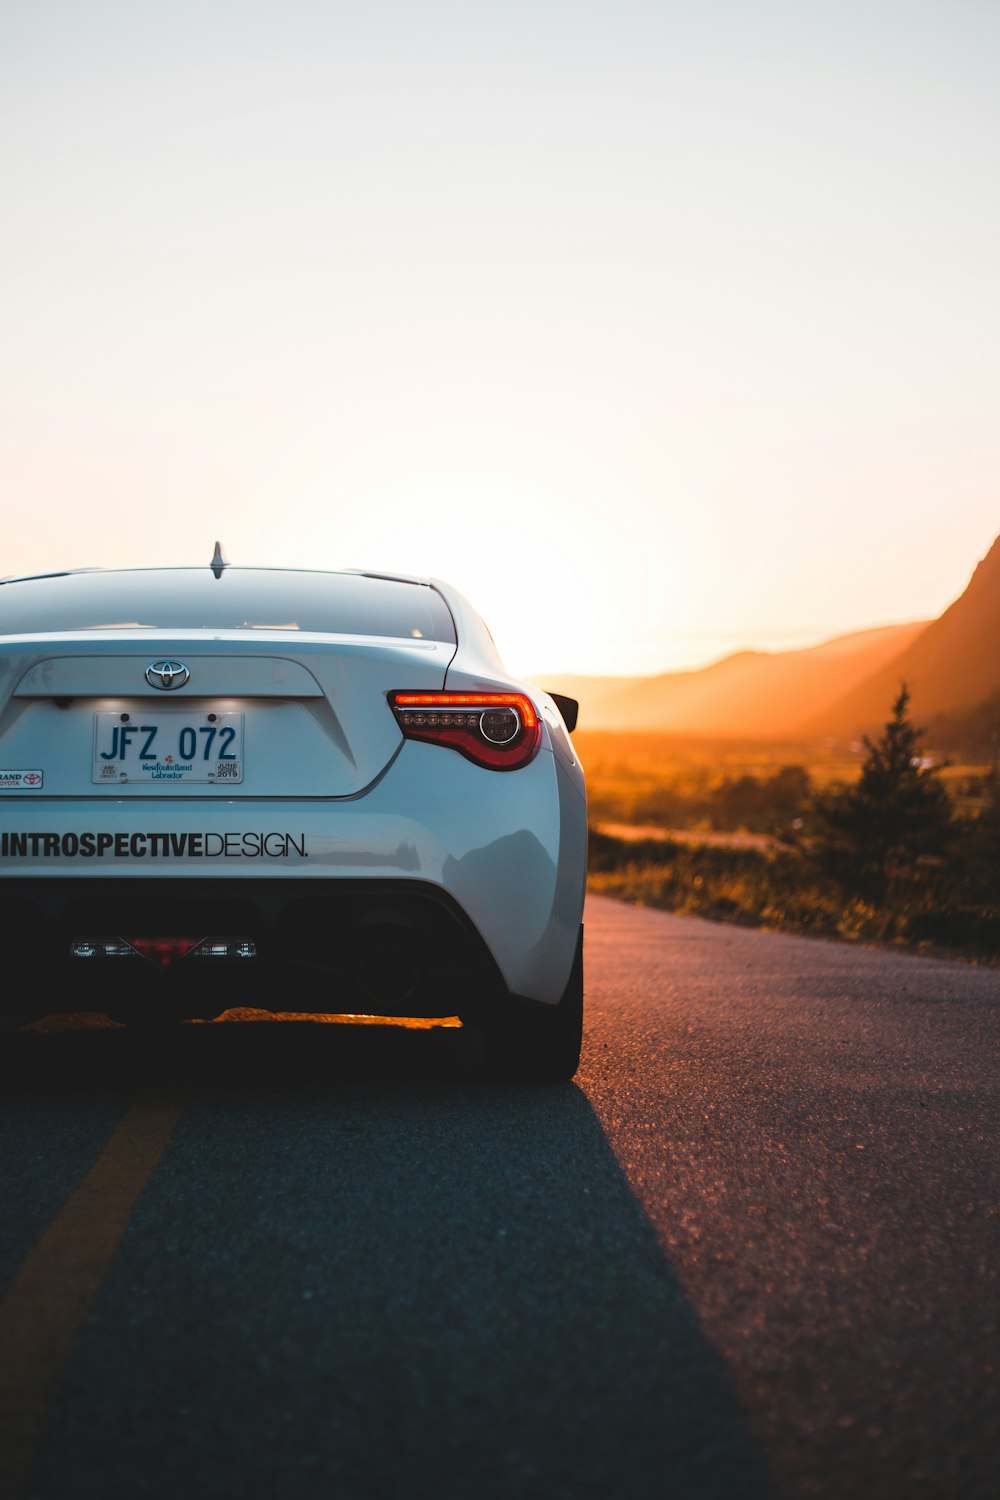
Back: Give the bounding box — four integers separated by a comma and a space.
0, 876, 515, 1024
0, 740, 587, 1017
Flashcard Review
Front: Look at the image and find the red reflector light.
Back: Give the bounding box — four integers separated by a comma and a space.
389, 692, 541, 770
126, 937, 203, 968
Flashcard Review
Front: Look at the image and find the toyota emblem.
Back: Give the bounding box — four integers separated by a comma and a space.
145, 660, 191, 691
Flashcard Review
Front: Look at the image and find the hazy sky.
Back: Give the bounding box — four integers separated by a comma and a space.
2, 0, 997, 676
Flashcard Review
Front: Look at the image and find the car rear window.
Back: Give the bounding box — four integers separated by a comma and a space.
0, 569, 456, 643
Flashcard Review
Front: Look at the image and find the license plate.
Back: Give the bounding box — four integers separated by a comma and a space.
92, 712, 244, 784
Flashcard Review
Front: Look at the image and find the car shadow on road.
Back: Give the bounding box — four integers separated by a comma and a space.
4, 1019, 776, 1500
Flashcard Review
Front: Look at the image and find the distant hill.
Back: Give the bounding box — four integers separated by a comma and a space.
535, 533, 1000, 740
805, 534, 1000, 737
926, 691, 1000, 760
534, 621, 926, 736
530, 672, 647, 724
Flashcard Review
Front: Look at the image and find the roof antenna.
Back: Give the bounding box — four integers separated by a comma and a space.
210, 541, 228, 579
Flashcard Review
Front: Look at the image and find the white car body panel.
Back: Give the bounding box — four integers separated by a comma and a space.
1, 634, 456, 798
0, 565, 586, 1018
0, 739, 582, 1003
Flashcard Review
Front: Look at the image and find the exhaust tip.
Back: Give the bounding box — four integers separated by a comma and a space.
354, 928, 419, 1010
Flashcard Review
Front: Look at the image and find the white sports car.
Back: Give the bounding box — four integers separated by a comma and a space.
0, 547, 587, 1079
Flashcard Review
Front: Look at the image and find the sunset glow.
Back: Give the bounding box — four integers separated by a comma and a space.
1, 1, 997, 677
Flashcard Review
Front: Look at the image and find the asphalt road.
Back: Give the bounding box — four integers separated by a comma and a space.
1, 894, 998, 1500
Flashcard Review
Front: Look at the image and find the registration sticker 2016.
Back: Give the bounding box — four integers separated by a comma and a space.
0, 770, 43, 790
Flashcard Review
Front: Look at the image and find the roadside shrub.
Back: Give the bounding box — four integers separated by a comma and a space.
587, 824, 999, 959
810, 686, 953, 906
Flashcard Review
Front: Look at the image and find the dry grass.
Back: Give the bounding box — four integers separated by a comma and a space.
580, 734, 999, 960
576, 730, 993, 832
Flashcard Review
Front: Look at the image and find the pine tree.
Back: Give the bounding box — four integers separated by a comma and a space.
811, 686, 953, 906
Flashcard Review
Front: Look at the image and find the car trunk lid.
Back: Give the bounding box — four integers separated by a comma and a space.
0, 634, 454, 798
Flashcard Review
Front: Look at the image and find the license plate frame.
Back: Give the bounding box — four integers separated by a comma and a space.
92, 711, 244, 784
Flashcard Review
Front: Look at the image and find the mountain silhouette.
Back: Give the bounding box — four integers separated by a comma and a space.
537, 622, 925, 736
804, 533, 1000, 736
536, 532, 999, 739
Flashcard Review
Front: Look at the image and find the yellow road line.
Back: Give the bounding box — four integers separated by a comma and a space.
0, 1084, 187, 1499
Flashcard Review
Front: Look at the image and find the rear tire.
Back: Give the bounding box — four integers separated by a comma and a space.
483, 925, 583, 1082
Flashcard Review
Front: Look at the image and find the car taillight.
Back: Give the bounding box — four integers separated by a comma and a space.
389, 692, 542, 770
